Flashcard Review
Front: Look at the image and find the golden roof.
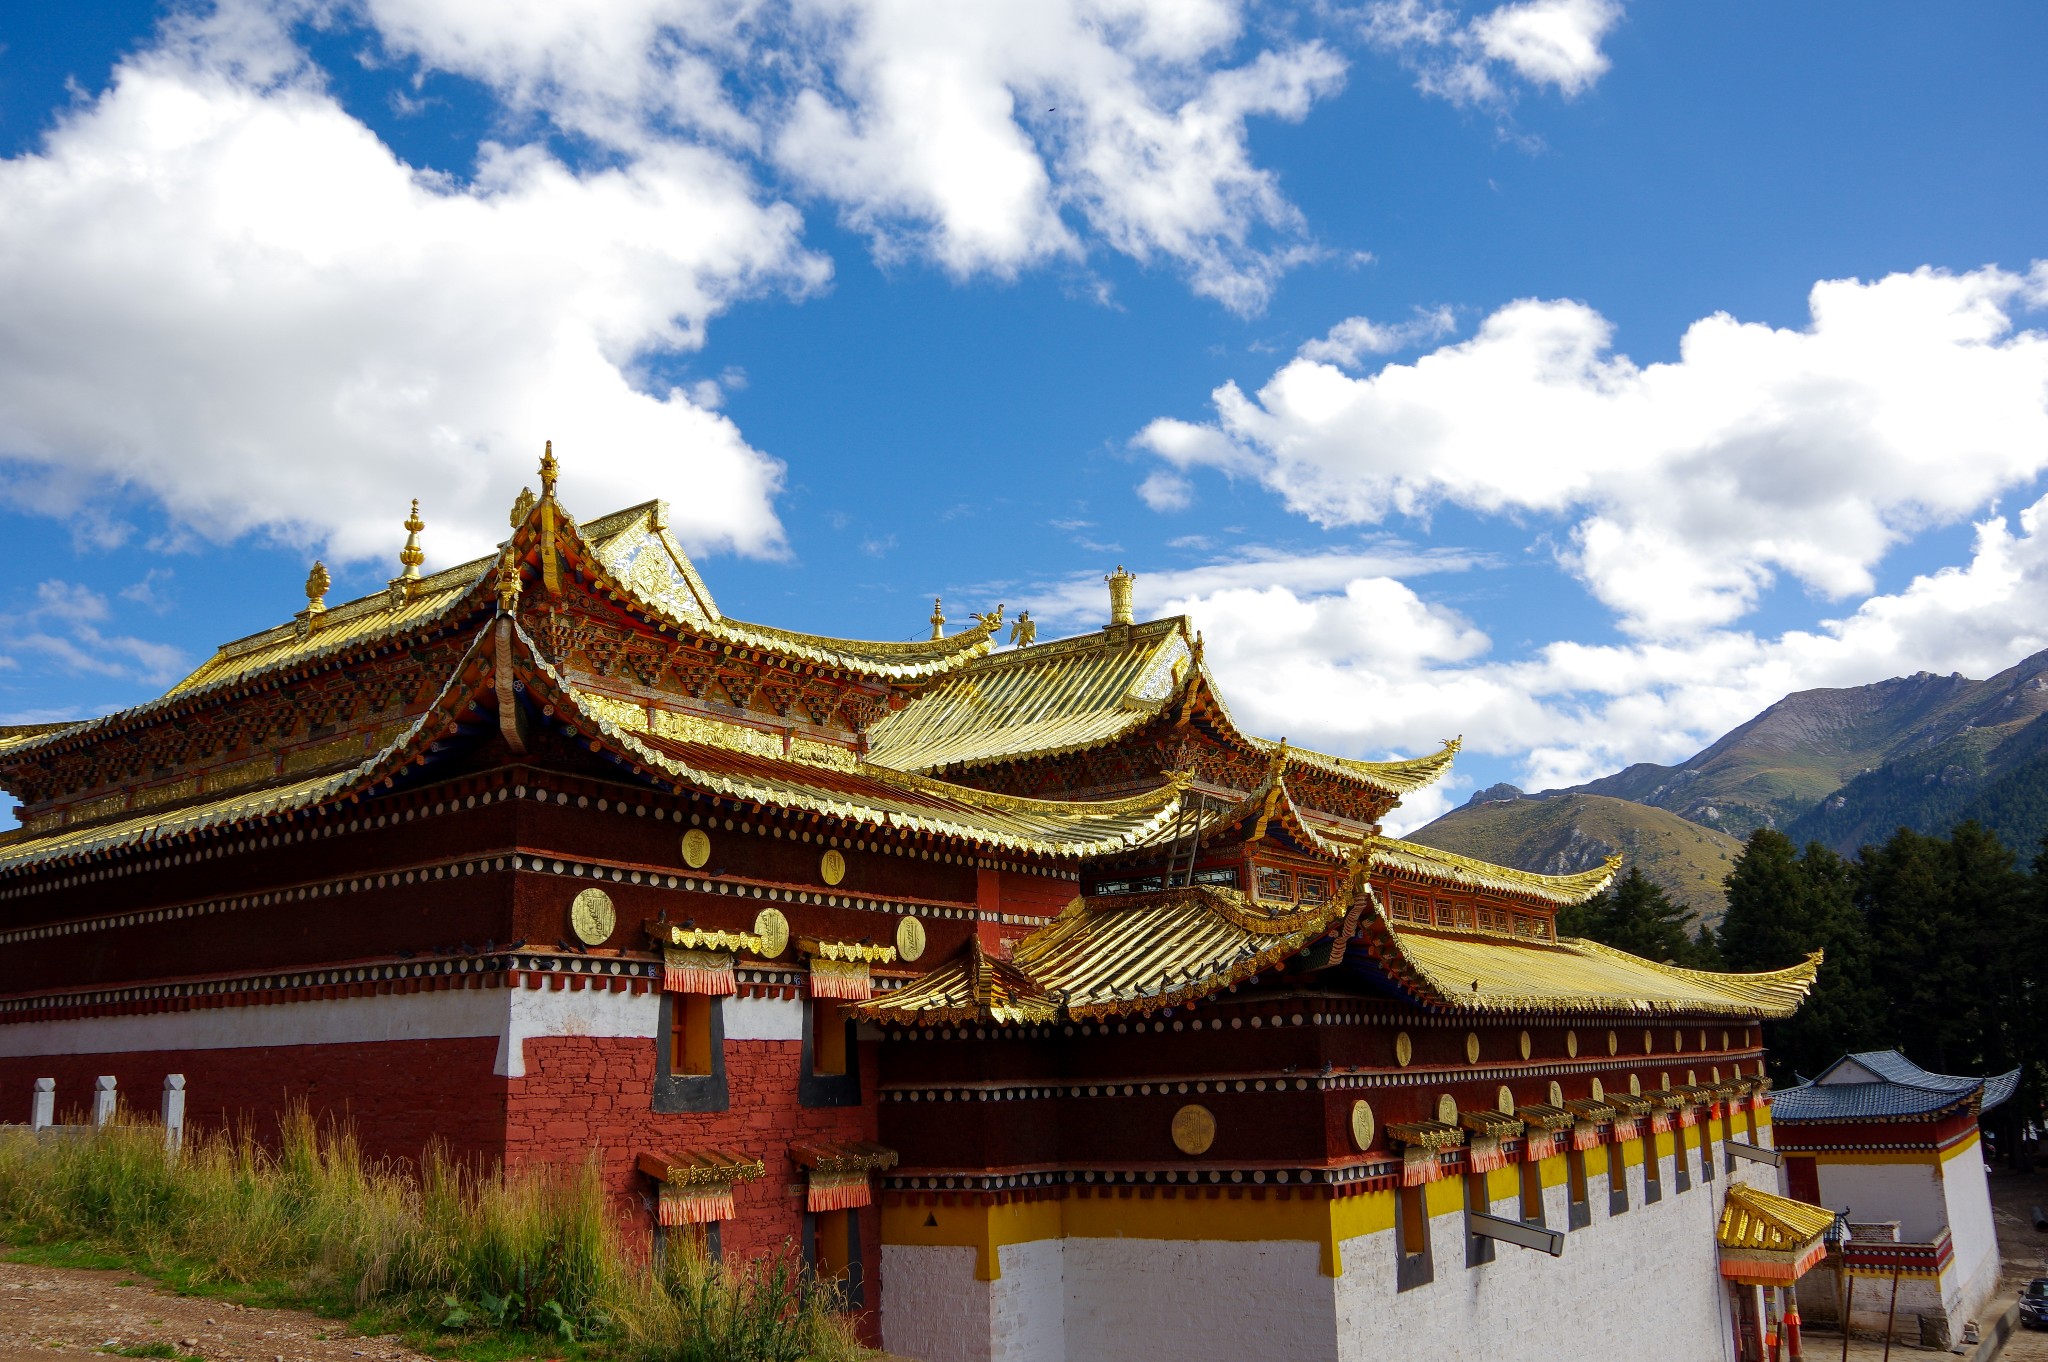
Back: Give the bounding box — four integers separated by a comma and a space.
863, 616, 1458, 800
527, 642, 1189, 859
1367, 928, 1821, 1018
1718, 1185, 1837, 1282
1370, 837, 1620, 906
859, 882, 1352, 1024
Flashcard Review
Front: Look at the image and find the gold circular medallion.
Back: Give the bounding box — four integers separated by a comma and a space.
1436, 1094, 1458, 1125
1566, 1029, 1579, 1058
1629, 1073, 1642, 1097
681, 828, 711, 869
1590, 1077, 1605, 1102
1673, 1029, 1685, 1052
1394, 1032, 1413, 1067
1721, 1030, 1730, 1051
753, 907, 790, 958
1519, 1029, 1532, 1061
896, 915, 927, 962
1465, 1032, 1481, 1065
1171, 1104, 1216, 1156
1606, 1029, 1618, 1056
1699, 1030, 1709, 1053
1659, 1071, 1669, 1091
820, 849, 847, 886
1548, 1080, 1564, 1106
1711, 1067, 1721, 1083
569, 888, 615, 946
1643, 1029, 1654, 1054
1497, 1085, 1515, 1115
1349, 1099, 1376, 1151
1686, 1069, 1696, 1087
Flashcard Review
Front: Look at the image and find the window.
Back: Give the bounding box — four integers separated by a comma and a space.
1463, 1172, 1495, 1267
1297, 876, 1329, 905
1256, 866, 1293, 901
1607, 1142, 1631, 1216
811, 1000, 847, 1077
1701, 1113, 1716, 1181
1519, 1159, 1546, 1226
805, 1208, 862, 1308
1566, 1147, 1591, 1231
1395, 1182, 1434, 1291
1674, 1125, 1693, 1193
800, 994, 861, 1107
1642, 1133, 1662, 1204
654, 992, 727, 1114
672, 994, 714, 1075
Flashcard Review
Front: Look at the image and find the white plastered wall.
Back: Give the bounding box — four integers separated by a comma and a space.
0, 984, 660, 1078
1940, 1137, 2002, 1328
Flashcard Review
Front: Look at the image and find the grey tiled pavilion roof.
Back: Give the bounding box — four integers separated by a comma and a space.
1773, 1049, 2018, 1124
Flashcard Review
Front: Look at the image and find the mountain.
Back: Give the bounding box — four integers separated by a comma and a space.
1404, 789, 1745, 926
1567, 650, 2048, 843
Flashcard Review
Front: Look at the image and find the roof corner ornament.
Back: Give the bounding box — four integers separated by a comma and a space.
510, 486, 537, 527
1106, 564, 1136, 627
495, 543, 523, 615
537, 442, 562, 595
968, 603, 1005, 635
929, 596, 946, 640
388, 500, 425, 603
1007, 610, 1036, 649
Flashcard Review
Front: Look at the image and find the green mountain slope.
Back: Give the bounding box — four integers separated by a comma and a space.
1403, 789, 1746, 925
1565, 649, 2048, 842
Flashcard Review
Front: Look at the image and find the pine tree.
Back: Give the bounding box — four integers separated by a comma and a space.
1561, 866, 1702, 965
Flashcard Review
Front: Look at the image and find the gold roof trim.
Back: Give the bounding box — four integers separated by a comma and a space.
1459, 1109, 1526, 1138
1250, 734, 1461, 796
1717, 1184, 1837, 1287
1385, 1120, 1466, 1151
1563, 1098, 1616, 1121
854, 936, 1058, 1025
789, 1140, 899, 1176
636, 1149, 767, 1188
1517, 1104, 1576, 1131
653, 924, 765, 953
1606, 1092, 1655, 1117
1372, 838, 1620, 906
801, 938, 898, 964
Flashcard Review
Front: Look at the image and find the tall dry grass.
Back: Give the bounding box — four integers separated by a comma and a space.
0, 1115, 863, 1362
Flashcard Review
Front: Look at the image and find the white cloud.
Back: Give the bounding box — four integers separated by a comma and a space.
335, 0, 1348, 310
0, 16, 822, 570
1135, 265, 2048, 637
1296, 306, 1456, 366
1363, 0, 1622, 105
1104, 492, 2048, 826
0, 581, 188, 686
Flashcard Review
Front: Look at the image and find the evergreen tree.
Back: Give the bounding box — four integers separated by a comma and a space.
1560, 866, 1706, 966
1721, 830, 1878, 1082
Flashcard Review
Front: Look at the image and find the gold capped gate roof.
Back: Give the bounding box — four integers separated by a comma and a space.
1718, 1184, 1838, 1251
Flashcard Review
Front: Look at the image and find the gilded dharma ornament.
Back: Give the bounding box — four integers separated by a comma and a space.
1590, 1077, 1605, 1101
1436, 1094, 1458, 1125
681, 828, 711, 869
1394, 1032, 1413, 1067
1497, 1086, 1515, 1115
1171, 1104, 1216, 1156
569, 888, 615, 946
1464, 1031, 1480, 1065
1629, 1073, 1641, 1097
820, 849, 847, 886
753, 908, 790, 958
1607, 1029, 1618, 1056
1566, 1029, 1578, 1058
895, 915, 927, 962
1518, 1030, 1531, 1061
1349, 1100, 1375, 1152
1548, 1080, 1564, 1106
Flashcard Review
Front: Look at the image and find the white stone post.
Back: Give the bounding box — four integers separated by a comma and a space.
30, 1078, 53, 1131
91, 1075, 117, 1128
160, 1074, 186, 1156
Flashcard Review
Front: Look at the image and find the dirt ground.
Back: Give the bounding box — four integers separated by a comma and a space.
0, 1258, 432, 1362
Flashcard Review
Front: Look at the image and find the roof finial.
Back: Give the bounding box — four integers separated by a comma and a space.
1106, 564, 1135, 627
511, 486, 536, 527
398, 499, 425, 581
539, 440, 559, 499
304, 561, 330, 615
929, 596, 946, 641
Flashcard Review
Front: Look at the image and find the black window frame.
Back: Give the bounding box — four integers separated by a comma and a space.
654, 990, 729, 1114
1394, 1179, 1435, 1292
802, 1206, 865, 1309
800, 997, 862, 1107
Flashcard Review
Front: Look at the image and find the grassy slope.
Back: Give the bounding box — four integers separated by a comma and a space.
1403, 793, 1746, 925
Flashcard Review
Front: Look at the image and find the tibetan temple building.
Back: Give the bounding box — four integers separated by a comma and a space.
0, 455, 1838, 1361
1776, 1050, 2016, 1348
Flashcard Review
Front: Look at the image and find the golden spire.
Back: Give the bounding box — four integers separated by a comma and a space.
1106, 564, 1135, 627
929, 596, 946, 641
303, 561, 330, 616
397, 499, 425, 581
539, 440, 558, 499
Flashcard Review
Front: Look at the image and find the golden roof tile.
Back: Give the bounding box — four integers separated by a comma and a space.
859, 937, 1058, 1025
1386, 1120, 1466, 1151
1717, 1184, 1836, 1284
1366, 926, 1821, 1019
1370, 837, 1620, 906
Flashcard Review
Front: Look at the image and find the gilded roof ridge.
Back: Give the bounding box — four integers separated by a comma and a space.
1564, 938, 1825, 990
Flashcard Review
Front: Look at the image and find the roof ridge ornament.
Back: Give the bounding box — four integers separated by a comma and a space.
388, 500, 425, 603
539, 439, 559, 499
929, 597, 945, 640
510, 487, 536, 526
495, 544, 523, 614
304, 561, 329, 616
1106, 564, 1135, 627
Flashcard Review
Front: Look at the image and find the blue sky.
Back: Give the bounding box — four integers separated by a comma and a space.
1, 1, 2045, 830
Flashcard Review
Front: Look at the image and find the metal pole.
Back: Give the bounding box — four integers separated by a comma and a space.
1880, 1267, 1900, 1362
1840, 1273, 1853, 1362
